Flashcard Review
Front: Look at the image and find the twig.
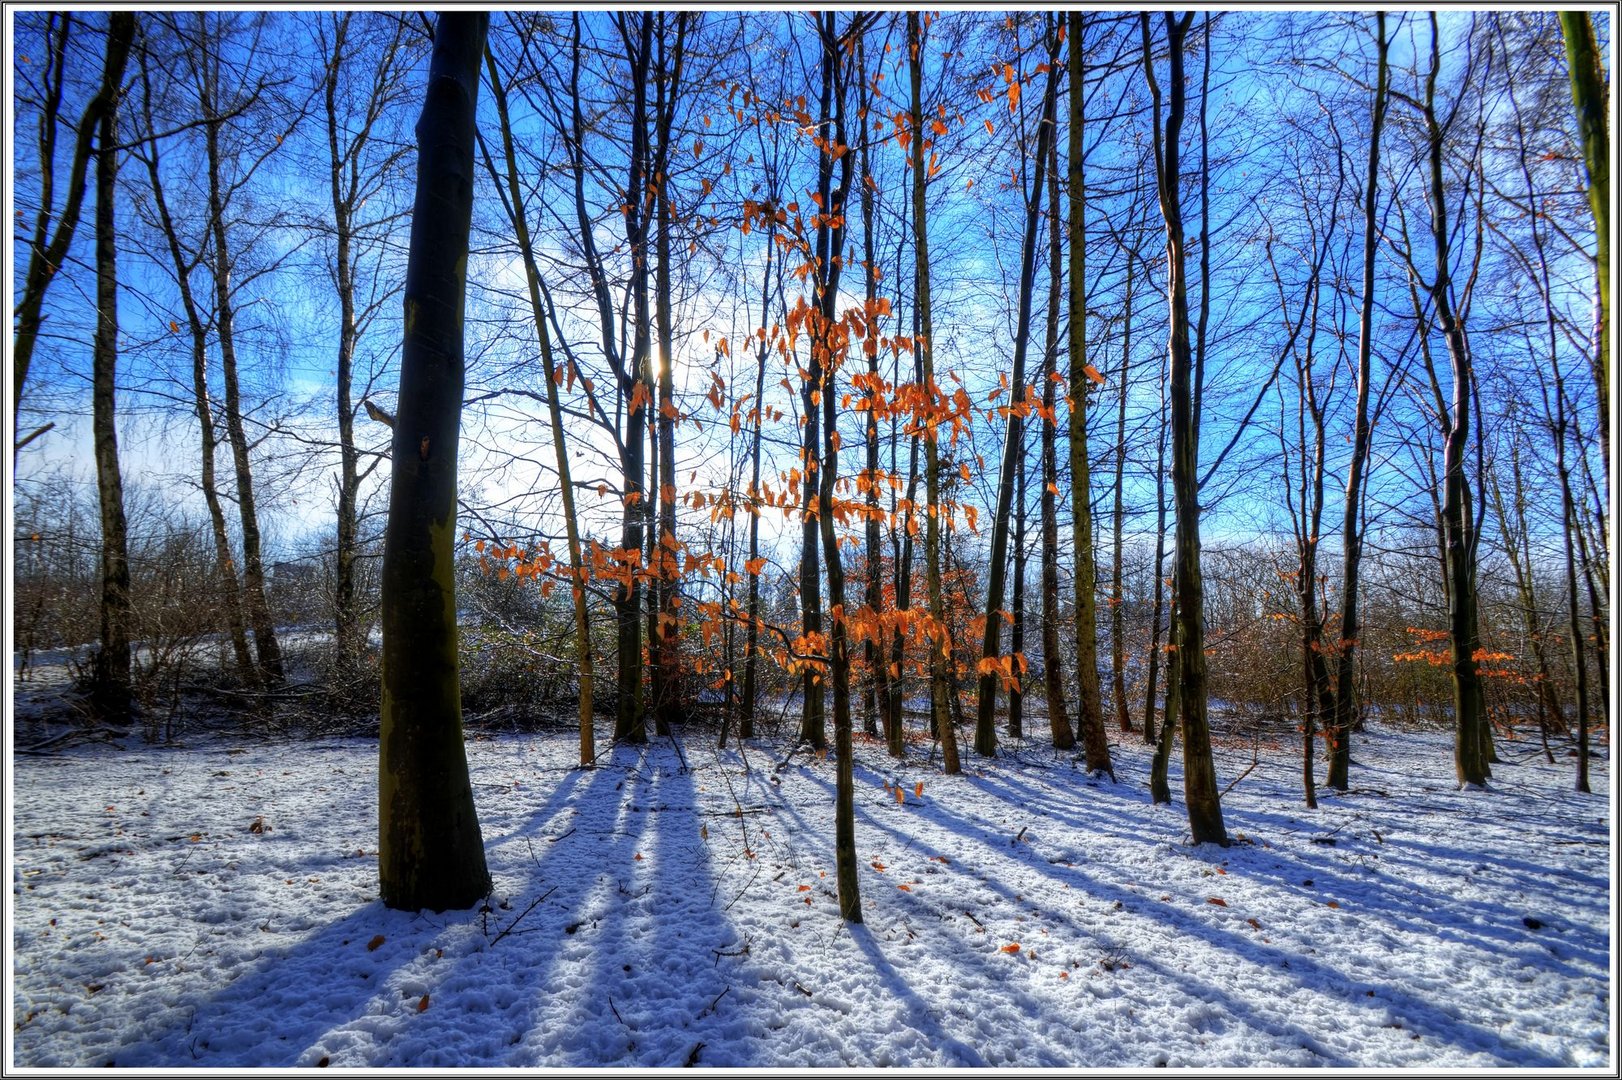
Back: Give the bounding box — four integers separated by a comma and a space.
1219, 758, 1259, 798
486, 886, 555, 948
699, 986, 730, 1018
609, 995, 629, 1029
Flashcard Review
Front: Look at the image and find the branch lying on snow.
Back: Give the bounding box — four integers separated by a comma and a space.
483, 886, 555, 948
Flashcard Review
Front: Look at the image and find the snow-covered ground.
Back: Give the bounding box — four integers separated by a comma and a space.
8, 702, 1613, 1068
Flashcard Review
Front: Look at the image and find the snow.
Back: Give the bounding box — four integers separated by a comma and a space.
8, 701, 1613, 1069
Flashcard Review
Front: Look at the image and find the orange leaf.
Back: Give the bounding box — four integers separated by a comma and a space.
1001, 942, 1021, 954
1083, 364, 1105, 385
1207, 897, 1227, 906
895, 787, 905, 806
366, 934, 385, 952
914, 782, 924, 798
417, 994, 430, 1012
1247, 917, 1262, 930
871, 860, 886, 872
898, 884, 911, 892
959, 462, 971, 482
984, 119, 995, 136
1058, 970, 1070, 980
1326, 900, 1340, 909
169, 320, 179, 333
798, 884, 811, 891
634, 852, 644, 861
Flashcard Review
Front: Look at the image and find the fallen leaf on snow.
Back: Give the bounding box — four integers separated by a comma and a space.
367, 935, 385, 952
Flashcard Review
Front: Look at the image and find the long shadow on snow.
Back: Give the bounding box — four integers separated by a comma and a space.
895, 772, 1570, 1066
105, 744, 599, 1068
539, 737, 758, 1068
792, 767, 1345, 1066
972, 758, 1607, 971
764, 771, 1023, 1066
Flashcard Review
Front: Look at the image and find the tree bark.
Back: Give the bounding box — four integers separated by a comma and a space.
14, 14, 134, 444
977, 26, 1062, 758
1559, 11, 1609, 481
909, 11, 959, 774
90, 13, 137, 724
1144, 11, 1226, 844
378, 11, 491, 912
1066, 12, 1114, 777
133, 39, 254, 687
1040, 119, 1075, 751
484, 42, 596, 768
201, 22, 283, 686
1328, 11, 1388, 793
1110, 241, 1136, 735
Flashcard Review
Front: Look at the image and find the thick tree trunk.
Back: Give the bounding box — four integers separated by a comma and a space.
378, 11, 491, 912
1559, 11, 1610, 479
90, 21, 135, 724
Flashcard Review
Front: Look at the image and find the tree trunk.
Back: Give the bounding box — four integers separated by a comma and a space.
1559, 11, 1609, 482
1412, 15, 1488, 788
1328, 11, 1388, 793
856, 28, 889, 744
90, 15, 137, 725
615, 17, 653, 745
14, 14, 134, 444
1009, 447, 1028, 740
378, 11, 491, 912
1110, 242, 1136, 735
202, 32, 283, 686
741, 212, 778, 743
484, 44, 596, 768
1040, 121, 1075, 752
813, 11, 860, 923
978, 26, 1061, 758
1143, 373, 1170, 748
1067, 12, 1114, 777
1144, 11, 1226, 844
650, 14, 687, 738
909, 12, 958, 774
133, 42, 254, 687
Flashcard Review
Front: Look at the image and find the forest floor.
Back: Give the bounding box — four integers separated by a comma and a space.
8, 671, 1614, 1068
